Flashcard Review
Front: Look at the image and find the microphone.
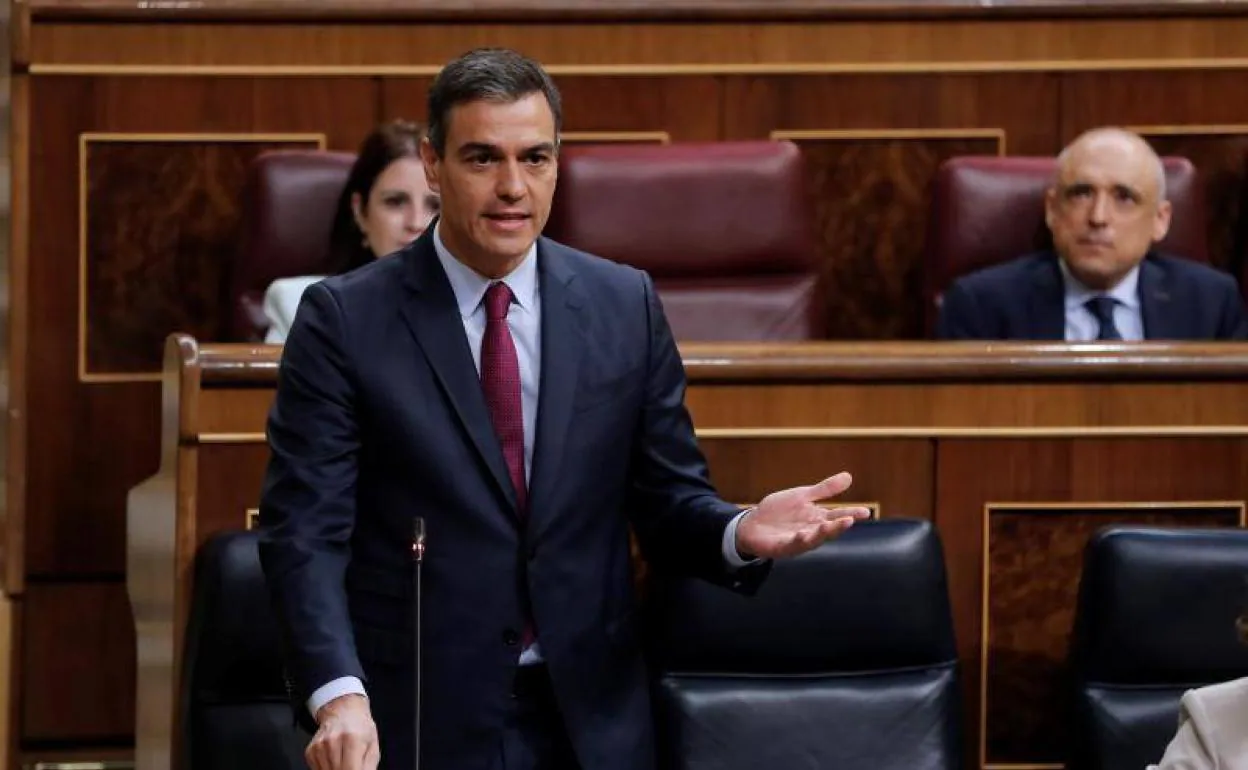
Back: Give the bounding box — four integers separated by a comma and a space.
412, 517, 426, 770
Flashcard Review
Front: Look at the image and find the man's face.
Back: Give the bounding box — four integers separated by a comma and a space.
1044, 134, 1172, 290
421, 93, 558, 276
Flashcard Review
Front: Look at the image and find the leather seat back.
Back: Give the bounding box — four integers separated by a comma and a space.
646, 518, 963, 770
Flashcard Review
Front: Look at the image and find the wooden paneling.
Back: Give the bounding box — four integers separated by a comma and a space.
936, 438, 1248, 768
25, 17, 1248, 71
985, 503, 1240, 765
699, 437, 934, 518
130, 339, 1248, 770
196, 445, 270, 553
22, 0, 1248, 21
382, 76, 723, 142
20, 582, 134, 743
725, 73, 1057, 338
82, 136, 322, 378
795, 134, 1004, 338
1139, 131, 1248, 278
27, 76, 376, 578
20, 76, 377, 749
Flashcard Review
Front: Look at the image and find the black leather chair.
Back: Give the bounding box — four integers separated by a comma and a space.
1068, 526, 1248, 770
645, 518, 962, 770
180, 529, 308, 770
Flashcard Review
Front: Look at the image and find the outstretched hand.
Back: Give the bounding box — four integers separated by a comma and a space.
735, 472, 872, 560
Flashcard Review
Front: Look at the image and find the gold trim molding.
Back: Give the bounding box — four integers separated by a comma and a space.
773, 127, 1008, 155
196, 425, 1248, 445
1130, 123, 1248, 137
561, 131, 671, 144
77, 132, 328, 384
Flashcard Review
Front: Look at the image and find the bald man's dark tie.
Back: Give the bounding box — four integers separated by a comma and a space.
1086, 296, 1122, 341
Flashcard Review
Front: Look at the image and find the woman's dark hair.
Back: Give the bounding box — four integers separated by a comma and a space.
329, 119, 425, 273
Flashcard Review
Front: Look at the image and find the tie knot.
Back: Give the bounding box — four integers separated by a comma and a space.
1086, 295, 1117, 323
484, 282, 514, 321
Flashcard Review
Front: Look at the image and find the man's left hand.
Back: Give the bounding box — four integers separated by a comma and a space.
735, 471, 871, 560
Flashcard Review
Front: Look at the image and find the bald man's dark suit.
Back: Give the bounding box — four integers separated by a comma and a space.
937, 250, 1248, 340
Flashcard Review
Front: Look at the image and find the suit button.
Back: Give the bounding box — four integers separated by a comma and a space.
503, 628, 520, 646
527, 544, 538, 561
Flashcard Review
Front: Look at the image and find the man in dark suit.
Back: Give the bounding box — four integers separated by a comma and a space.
937, 127, 1247, 341
259, 48, 870, 770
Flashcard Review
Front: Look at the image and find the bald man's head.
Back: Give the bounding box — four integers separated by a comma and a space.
1045, 127, 1172, 291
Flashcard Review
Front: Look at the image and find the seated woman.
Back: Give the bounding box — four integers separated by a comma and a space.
1150, 615, 1248, 768
262, 119, 440, 343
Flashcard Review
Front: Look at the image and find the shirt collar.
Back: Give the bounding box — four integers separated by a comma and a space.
432, 221, 539, 319
1060, 256, 1141, 311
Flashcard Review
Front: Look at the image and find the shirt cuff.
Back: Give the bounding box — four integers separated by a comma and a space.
307, 676, 367, 721
722, 507, 762, 568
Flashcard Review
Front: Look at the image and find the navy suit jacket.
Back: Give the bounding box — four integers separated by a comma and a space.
258, 228, 768, 770
937, 250, 1248, 341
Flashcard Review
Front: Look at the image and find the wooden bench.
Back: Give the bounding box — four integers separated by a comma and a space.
130, 333, 1248, 770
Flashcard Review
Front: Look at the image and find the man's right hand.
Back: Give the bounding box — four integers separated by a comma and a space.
306, 694, 380, 770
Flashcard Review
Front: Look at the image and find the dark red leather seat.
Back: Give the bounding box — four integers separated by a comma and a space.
226, 150, 355, 341
545, 140, 821, 341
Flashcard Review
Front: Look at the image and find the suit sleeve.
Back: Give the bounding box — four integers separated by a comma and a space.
624, 271, 769, 594
935, 279, 986, 340
258, 281, 366, 708
1217, 277, 1248, 340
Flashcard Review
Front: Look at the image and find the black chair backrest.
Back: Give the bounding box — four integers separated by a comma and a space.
646, 518, 962, 770
180, 529, 308, 770
1069, 526, 1248, 770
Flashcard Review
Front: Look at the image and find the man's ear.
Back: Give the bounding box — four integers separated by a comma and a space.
420, 137, 441, 194
1043, 186, 1058, 231
1153, 199, 1173, 242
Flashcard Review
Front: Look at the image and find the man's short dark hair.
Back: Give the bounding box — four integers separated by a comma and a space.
426, 48, 563, 157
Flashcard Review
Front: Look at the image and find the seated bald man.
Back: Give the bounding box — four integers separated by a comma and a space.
937, 128, 1248, 341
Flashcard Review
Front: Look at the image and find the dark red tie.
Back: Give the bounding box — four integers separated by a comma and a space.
480, 282, 535, 646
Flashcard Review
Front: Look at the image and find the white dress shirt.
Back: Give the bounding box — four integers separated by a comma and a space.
262, 275, 326, 344
1060, 259, 1144, 342
307, 224, 753, 718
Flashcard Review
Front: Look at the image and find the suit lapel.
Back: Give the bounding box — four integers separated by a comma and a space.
528, 240, 585, 538
1028, 254, 1067, 340
1139, 255, 1175, 339
398, 234, 518, 512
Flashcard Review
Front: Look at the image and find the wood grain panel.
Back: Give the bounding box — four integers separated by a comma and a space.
21, 582, 134, 743
724, 73, 1058, 338
22, 76, 376, 748
1138, 131, 1248, 277
28, 76, 376, 578
795, 135, 1004, 338
24, 0, 1248, 22
699, 437, 934, 519
196, 444, 271, 554
82, 137, 322, 378
936, 438, 1248, 769
26, 17, 1248, 70
381, 75, 723, 142
986, 503, 1240, 765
